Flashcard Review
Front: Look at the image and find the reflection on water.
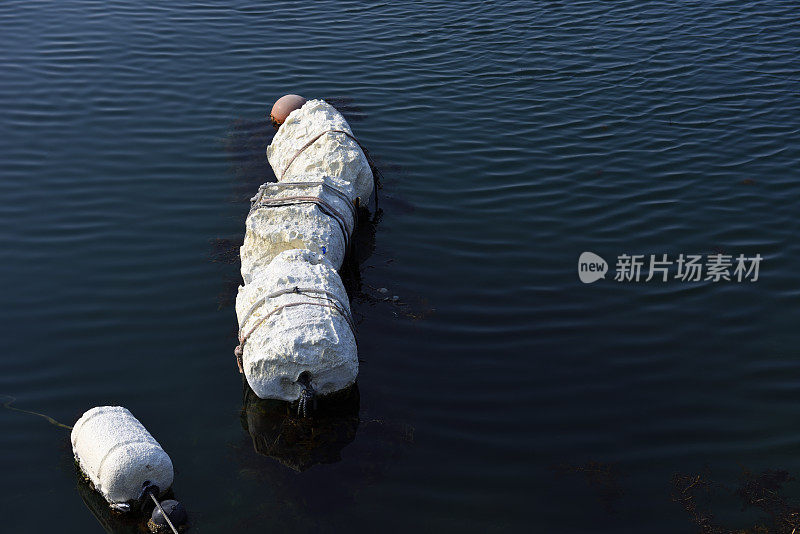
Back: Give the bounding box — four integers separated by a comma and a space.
241, 382, 360, 472
234, 380, 414, 530
75, 468, 148, 534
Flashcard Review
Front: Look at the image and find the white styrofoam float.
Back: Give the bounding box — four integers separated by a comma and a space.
240, 179, 356, 282
235, 248, 357, 401
71, 406, 173, 511
267, 99, 374, 206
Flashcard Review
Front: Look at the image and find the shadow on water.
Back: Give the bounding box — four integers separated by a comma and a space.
321, 97, 366, 123
208, 237, 243, 311
223, 117, 277, 202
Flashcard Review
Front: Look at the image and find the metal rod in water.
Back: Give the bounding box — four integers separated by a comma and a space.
149, 492, 179, 534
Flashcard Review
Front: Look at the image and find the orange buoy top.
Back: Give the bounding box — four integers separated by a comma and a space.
270, 94, 307, 127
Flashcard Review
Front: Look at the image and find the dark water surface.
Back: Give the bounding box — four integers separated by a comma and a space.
2, 1, 800, 532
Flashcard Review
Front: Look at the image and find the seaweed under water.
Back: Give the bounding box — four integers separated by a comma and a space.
672, 467, 800, 533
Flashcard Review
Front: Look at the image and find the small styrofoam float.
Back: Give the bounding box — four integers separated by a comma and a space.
240, 179, 356, 282
267, 99, 374, 206
235, 248, 357, 401
71, 406, 173, 511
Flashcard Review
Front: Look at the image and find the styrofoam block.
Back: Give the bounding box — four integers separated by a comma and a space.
236, 249, 357, 401
240, 181, 354, 282
267, 99, 374, 205
71, 406, 173, 508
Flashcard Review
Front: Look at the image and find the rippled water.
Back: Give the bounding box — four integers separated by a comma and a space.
1, 1, 799, 532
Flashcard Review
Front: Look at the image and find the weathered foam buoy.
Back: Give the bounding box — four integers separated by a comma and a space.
270, 94, 307, 126
236, 98, 373, 411
267, 99, 374, 206
71, 406, 174, 512
240, 180, 356, 281
235, 248, 357, 402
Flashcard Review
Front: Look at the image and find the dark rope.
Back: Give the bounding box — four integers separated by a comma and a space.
296, 373, 317, 418
1, 395, 73, 430
256, 181, 354, 213
238, 286, 340, 331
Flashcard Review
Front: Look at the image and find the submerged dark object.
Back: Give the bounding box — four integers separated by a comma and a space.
148, 499, 188, 533
142, 484, 186, 533
242, 381, 360, 471
270, 94, 307, 126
